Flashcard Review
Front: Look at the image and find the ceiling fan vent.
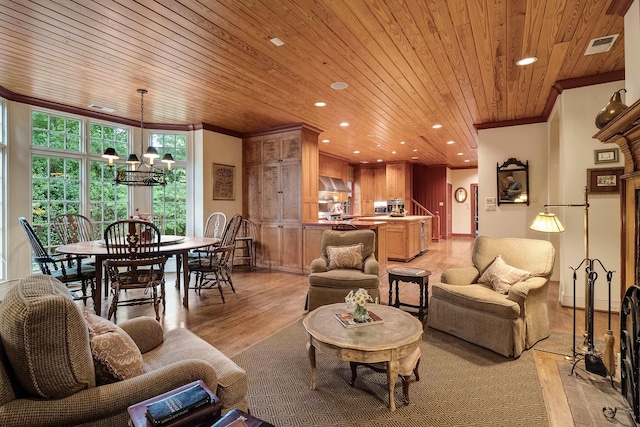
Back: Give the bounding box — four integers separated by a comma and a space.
584, 34, 619, 55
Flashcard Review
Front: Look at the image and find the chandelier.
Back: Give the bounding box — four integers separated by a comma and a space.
102, 89, 174, 186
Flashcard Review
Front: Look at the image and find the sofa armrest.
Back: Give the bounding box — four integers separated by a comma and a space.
440, 267, 480, 285
310, 257, 328, 273
507, 277, 548, 304
0, 359, 218, 427
363, 255, 379, 276
119, 316, 164, 354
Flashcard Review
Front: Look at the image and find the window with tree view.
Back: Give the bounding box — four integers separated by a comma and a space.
152, 133, 187, 235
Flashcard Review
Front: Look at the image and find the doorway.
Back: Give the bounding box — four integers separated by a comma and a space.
471, 184, 478, 237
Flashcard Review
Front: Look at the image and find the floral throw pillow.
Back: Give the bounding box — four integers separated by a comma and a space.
478, 255, 531, 294
327, 244, 364, 270
83, 311, 144, 385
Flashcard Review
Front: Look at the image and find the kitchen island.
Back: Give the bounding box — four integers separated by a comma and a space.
358, 215, 431, 262
302, 220, 387, 275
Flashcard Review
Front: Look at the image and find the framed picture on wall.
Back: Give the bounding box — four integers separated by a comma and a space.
212, 163, 235, 200
586, 167, 624, 194
594, 148, 619, 164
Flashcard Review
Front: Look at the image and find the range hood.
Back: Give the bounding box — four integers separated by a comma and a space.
318, 175, 350, 192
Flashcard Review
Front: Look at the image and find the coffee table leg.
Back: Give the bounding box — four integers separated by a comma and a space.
306, 341, 317, 390
387, 359, 399, 412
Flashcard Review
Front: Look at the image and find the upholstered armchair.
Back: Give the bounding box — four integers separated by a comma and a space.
307, 229, 380, 312
427, 236, 555, 358
0, 274, 248, 426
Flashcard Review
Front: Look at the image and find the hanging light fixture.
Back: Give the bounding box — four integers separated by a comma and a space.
102, 89, 175, 186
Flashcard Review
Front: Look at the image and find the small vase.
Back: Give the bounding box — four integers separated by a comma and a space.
353, 304, 370, 323
595, 88, 627, 129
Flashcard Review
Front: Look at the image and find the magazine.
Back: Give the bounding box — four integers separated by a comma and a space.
335, 311, 384, 328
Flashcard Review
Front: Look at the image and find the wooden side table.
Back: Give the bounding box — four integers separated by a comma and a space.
387, 267, 432, 322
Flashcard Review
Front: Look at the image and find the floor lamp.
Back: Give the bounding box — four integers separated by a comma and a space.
529, 186, 591, 356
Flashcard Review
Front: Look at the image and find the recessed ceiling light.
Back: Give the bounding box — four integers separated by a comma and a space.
413, 149, 418, 152
464, 159, 470, 163
340, 122, 349, 127
377, 144, 382, 147
377, 159, 383, 162
446, 140, 455, 145
88, 104, 115, 113
270, 37, 285, 47
457, 152, 463, 155
400, 141, 406, 144
432, 124, 442, 129
360, 160, 368, 164
331, 82, 349, 90
354, 150, 360, 154
314, 101, 326, 107
321, 139, 330, 143
392, 151, 396, 154
516, 56, 537, 66
411, 156, 419, 160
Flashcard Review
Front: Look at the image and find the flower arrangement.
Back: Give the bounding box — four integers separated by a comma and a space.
345, 288, 373, 322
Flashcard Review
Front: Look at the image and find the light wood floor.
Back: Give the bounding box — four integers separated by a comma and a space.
6, 236, 620, 426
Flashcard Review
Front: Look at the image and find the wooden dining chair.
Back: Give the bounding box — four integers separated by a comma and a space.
18, 216, 96, 304
103, 220, 167, 322
189, 214, 242, 301
52, 213, 95, 244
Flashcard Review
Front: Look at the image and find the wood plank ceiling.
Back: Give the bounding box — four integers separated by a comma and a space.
0, 0, 626, 168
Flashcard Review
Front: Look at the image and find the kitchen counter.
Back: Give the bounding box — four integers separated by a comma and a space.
304, 219, 387, 226
357, 216, 432, 261
358, 215, 431, 221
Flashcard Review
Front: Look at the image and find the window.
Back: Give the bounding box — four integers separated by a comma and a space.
152, 133, 187, 235
88, 123, 129, 236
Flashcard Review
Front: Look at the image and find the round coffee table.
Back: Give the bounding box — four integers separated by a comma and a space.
303, 303, 423, 411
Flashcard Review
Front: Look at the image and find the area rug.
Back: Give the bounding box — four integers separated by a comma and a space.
232, 320, 569, 427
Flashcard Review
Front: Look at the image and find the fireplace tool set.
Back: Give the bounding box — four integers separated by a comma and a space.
568, 257, 615, 380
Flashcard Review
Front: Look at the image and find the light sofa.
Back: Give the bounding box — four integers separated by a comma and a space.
427, 236, 555, 357
0, 274, 248, 426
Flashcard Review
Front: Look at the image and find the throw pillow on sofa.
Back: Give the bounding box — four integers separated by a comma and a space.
478, 255, 531, 294
326, 243, 364, 270
83, 311, 143, 385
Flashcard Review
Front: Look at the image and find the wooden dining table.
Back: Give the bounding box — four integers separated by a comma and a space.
56, 235, 219, 316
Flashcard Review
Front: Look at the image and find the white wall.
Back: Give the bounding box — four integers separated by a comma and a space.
192, 130, 243, 236
477, 122, 548, 239
556, 82, 624, 312
450, 169, 478, 235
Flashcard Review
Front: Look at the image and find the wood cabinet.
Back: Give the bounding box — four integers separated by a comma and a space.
353, 165, 384, 215
386, 162, 412, 201
243, 124, 321, 273
374, 167, 386, 201
259, 224, 302, 272
319, 153, 349, 181
359, 216, 428, 261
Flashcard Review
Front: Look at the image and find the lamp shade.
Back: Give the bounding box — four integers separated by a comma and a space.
161, 153, 175, 170
144, 146, 160, 159
530, 212, 565, 233
102, 147, 119, 166
126, 154, 140, 164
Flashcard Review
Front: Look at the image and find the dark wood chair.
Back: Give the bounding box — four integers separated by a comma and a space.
103, 220, 167, 321
232, 219, 257, 270
19, 216, 96, 304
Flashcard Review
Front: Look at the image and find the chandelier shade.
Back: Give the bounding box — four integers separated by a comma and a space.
103, 89, 172, 186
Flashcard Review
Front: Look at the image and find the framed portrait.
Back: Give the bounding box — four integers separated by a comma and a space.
212, 163, 236, 200
586, 167, 624, 194
496, 158, 529, 205
594, 148, 619, 164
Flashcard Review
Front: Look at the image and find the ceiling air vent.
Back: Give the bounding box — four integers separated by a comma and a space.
584, 34, 619, 55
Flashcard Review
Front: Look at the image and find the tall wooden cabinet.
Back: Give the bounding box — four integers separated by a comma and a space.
386, 162, 412, 201
243, 125, 320, 273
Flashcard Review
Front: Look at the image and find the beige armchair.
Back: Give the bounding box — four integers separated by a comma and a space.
307, 229, 380, 311
0, 274, 248, 426
427, 236, 555, 358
